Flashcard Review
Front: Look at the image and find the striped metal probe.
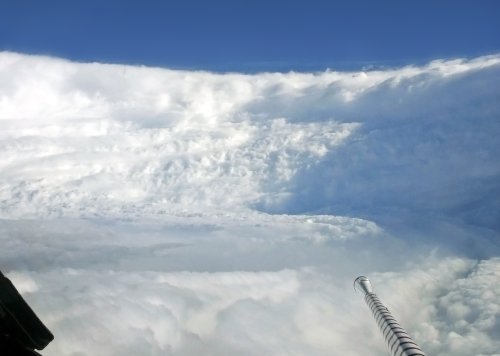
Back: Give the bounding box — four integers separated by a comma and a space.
354, 276, 426, 356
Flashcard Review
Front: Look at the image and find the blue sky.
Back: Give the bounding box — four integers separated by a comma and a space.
1, 0, 499, 71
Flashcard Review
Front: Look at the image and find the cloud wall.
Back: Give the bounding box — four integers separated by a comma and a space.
1, 52, 499, 228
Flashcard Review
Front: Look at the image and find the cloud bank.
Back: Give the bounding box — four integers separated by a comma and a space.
0, 52, 499, 355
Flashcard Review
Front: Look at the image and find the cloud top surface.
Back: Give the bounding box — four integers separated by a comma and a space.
1, 52, 499, 355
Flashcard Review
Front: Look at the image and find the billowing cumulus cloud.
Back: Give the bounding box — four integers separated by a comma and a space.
0, 52, 499, 355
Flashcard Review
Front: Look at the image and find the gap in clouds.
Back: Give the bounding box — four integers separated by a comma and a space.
1, 52, 499, 355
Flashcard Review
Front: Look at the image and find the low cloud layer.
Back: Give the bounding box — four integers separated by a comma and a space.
0, 52, 499, 355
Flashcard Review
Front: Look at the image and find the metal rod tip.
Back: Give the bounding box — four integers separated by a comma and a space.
354, 276, 373, 295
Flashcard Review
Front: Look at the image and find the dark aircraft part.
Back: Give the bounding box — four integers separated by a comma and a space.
354, 276, 426, 356
0, 271, 54, 355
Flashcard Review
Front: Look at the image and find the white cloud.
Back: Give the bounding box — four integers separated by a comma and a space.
9, 253, 500, 356
0, 52, 499, 355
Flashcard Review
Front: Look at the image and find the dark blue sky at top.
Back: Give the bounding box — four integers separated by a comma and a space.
1, 0, 499, 72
